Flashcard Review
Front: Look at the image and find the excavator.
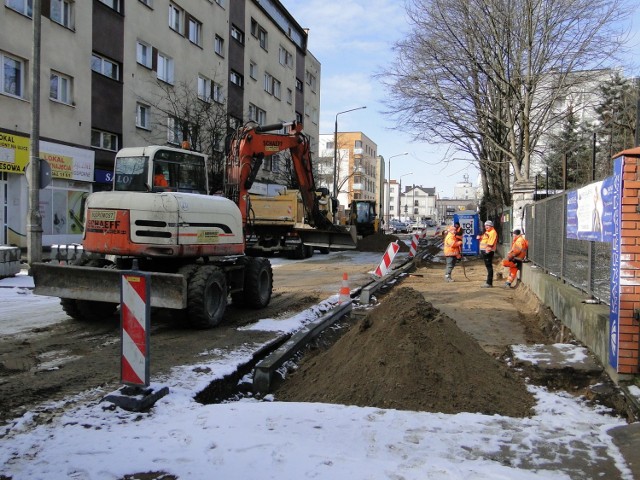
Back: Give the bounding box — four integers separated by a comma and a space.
32, 121, 356, 328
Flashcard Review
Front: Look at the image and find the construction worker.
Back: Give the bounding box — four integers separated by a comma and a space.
502, 229, 528, 288
154, 164, 168, 188
444, 225, 462, 282
478, 220, 498, 288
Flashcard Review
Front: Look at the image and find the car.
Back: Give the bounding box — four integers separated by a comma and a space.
389, 221, 409, 234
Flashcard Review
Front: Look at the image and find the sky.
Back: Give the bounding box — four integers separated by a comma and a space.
280, 0, 640, 198
0, 259, 639, 479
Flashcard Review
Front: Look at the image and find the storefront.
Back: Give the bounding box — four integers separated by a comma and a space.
0, 131, 94, 247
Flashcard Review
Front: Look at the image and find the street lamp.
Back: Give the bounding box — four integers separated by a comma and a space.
386, 152, 408, 228
333, 106, 367, 198
399, 172, 413, 222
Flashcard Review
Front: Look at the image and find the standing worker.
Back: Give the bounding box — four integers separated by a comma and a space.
502, 229, 528, 288
478, 220, 498, 288
444, 225, 462, 282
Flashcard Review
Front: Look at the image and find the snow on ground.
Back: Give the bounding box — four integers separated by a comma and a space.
0, 256, 636, 479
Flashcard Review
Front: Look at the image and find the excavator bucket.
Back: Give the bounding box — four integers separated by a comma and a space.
297, 225, 358, 250
31, 263, 187, 309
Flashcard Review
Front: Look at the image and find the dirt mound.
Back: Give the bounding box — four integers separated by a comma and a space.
357, 233, 410, 252
276, 286, 535, 417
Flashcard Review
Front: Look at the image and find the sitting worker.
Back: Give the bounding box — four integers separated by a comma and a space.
154, 164, 168, 188
502, 229, 528, 288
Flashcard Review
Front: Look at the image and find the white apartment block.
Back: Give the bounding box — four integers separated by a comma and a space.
0, 0, 320, 247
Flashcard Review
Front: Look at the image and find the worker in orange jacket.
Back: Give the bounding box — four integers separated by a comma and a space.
502, 229, 528, 288
444, 225, 463, 282
478, 220, 498, 288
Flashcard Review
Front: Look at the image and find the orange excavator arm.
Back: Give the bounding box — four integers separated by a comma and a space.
225, 121, 334, 230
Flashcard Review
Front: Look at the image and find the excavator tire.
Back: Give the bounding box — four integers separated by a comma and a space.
187, 265, 228, 328
231, 257, 272, 308
60, 257, 119, 321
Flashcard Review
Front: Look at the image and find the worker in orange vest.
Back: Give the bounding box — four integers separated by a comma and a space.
154, 164, 168, 188
444, 225, 463, 282
478, 220, 498, 288
502, 229, 528, 288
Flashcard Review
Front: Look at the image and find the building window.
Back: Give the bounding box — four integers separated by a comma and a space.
279, 46, 293, 68
188, 17, 202, 46
250, 18, 258, 36
231, 25, 244, 44
295, 78, 303, 92
6, 0, 33, 16
91, 129, 118, 151
326, 142, 334, 150
0, 52, 25, 98
198, 75, 211, 102
263, 72, 273, 95
249, 61, 257, 80
215, 0, 224, 6
97, 0, 121, 12
214, 35, 224, 56
49, 71, 72, 104
157, 52, 174, 84
50, 0, 73, 29
169, 3, 182, 34
136, 103, 150, 129
167, 116, 181, 144
230, 70, 243, 87
136, 41, 152, 68
91, 53, 119, 80
273, 79, 281, 100
248, 103, 266, 125
258, 27, 268, 50
286, 88, 292, 104
305, 71, 317, 93
139, 0, 152, 6
213, 82, 224, 104
355, 140, 362, 148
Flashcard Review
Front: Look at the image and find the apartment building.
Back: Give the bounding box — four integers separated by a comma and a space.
0, 0, 320, 247
318, 131, 378, 216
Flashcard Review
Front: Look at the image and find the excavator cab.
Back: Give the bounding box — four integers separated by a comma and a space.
349, 200, 378, 237
114, 146, 208, 194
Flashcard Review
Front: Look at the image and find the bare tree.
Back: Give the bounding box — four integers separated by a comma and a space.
138, 77, 229, 191
380, 0, 630, 206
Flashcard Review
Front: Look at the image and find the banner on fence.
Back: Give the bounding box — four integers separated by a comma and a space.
566, 176, 615, 243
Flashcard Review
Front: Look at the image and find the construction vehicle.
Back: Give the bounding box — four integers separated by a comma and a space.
348, 200, 379, 237
32, 121, 355, 328
245, 188, 335, 258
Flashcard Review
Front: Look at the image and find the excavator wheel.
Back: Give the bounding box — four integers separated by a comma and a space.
187, 265, 228, 328
231, 257, 273, 309
60, 257, 119, 321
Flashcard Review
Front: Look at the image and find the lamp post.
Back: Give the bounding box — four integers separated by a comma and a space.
333, 106, 367, 198
399, 172, 413, 222
386, 152, 408, 229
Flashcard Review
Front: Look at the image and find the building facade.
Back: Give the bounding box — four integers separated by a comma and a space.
0, 0, 320, 247
399, 185, 437, 223
318, 131, 378, 217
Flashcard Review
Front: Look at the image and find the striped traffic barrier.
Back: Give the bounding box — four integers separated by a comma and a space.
374, 241, 400, 277
120, 271, 151, 386
408, 233, 419, 258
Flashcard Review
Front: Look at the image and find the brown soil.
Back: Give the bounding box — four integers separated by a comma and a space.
276, 285, 535, 417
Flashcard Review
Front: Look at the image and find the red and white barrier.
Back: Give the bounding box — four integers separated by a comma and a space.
408, 233, 419, 258
338, 272, 350, 304
120, 273, 150, 386
374, 241, 400, 277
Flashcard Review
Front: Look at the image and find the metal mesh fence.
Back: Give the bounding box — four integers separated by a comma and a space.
522, 191, 610, 304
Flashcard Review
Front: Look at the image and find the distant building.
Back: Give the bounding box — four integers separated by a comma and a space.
318, 132, 378, 215
399, 185, 437, 223
453, 173, 478, 201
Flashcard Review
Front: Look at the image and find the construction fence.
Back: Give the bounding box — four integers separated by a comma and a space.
493, 190, 611, 304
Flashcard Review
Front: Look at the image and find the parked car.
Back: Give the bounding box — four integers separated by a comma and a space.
389, 221, 409, 234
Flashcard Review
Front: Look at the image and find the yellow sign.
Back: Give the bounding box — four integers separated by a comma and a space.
197, 230, 219, 243
0, 132, 29, 173
42, 152, 74, 179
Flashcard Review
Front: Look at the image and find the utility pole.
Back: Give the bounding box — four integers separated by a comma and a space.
27, 0, 43, 265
